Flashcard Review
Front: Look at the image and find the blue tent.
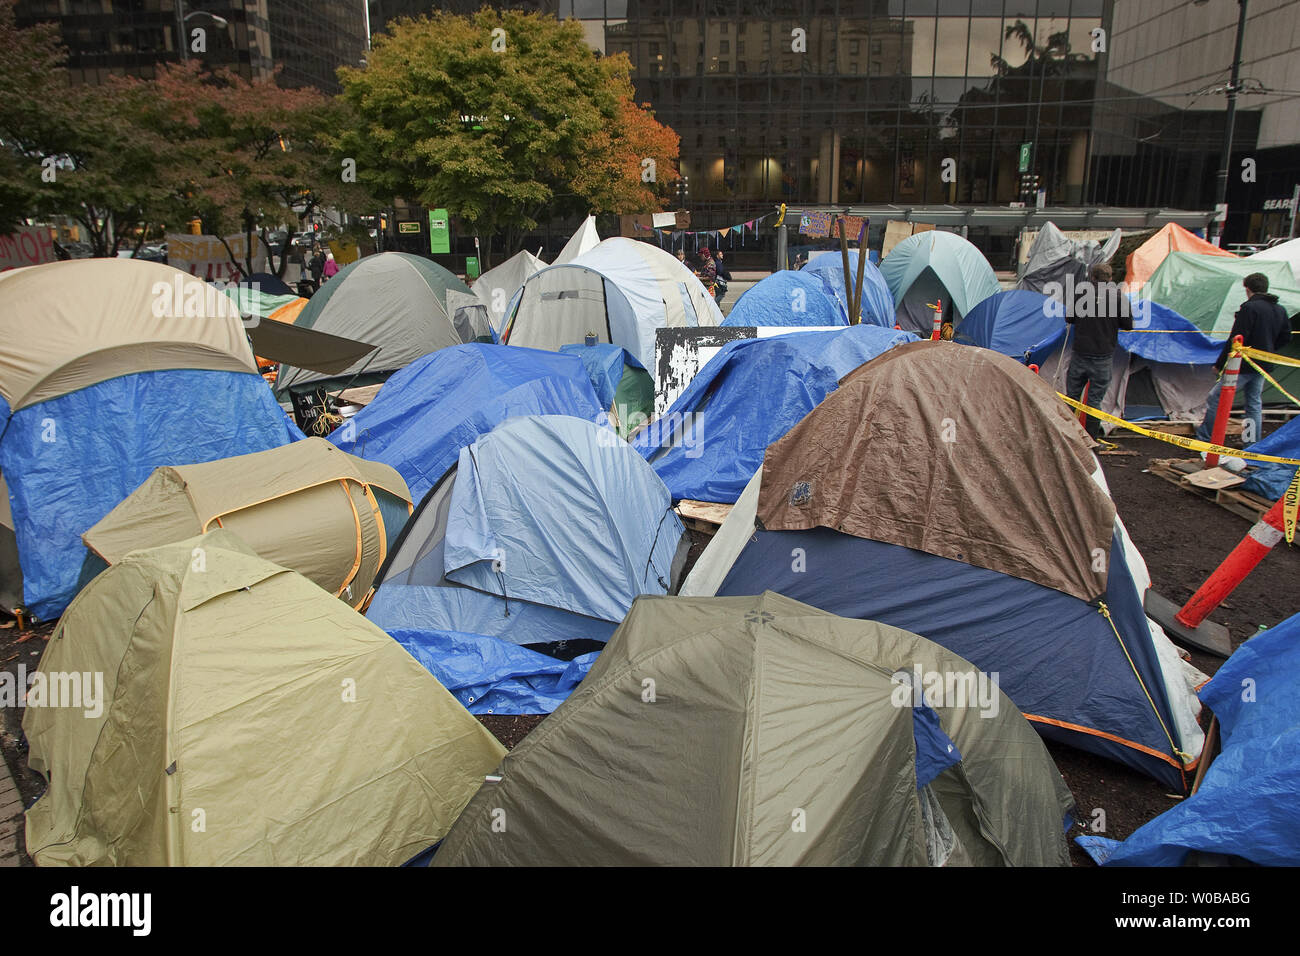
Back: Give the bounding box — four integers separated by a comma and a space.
1079, 613, 1300, 866
955, 289, 1064, 357
1024, 299, 1224, 368
635, 325, 917, 503
801, 251, 896, 327
720, 271, 847, 327
367, 415, 688, 714
330, 344, 605, 502
557, 342, 654, 439
1240, 414, 1300, 500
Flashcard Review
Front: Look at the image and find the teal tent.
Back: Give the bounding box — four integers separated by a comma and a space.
879, 231, 1001, 336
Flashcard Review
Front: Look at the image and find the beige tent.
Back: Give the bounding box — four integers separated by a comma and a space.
24, 530, 505, 866
82, 438, 412, 608
433, 591, 1074, 866
0, 258, 257, 413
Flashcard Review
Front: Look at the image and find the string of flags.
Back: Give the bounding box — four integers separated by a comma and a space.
635, 210, 778, 250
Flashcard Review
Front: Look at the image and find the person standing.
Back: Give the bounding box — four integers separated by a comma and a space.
1064, 262, 1132, 440
322, 250, 339, 282
712, 247, 732, 305
695, 246, 718, 300
308, 244, 325, 286
1196, 272, 1292, 446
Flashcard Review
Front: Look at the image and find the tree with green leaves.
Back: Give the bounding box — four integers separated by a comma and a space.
336, 8, 679, 267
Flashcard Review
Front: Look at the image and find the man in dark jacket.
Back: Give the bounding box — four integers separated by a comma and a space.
1064, 262, 1132, 440
1196, 272, 1293, 445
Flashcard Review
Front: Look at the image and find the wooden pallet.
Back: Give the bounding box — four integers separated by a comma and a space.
1113, 419, 1242, 439
677, 499, 734, 536
1147, 458, 1275, 523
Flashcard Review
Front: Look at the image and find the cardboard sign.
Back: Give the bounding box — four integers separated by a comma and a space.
798, 211, 833, 238
166, 233, 264, 282
0, 227, 56, 272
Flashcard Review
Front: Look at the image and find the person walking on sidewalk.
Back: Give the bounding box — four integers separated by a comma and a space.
1064, 262, 1132, 440
1196, 272, 1292, 446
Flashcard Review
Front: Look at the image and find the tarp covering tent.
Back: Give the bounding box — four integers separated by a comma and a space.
879, 230, 1001, 335
1238, 414, 1300, 501
1125, 222, 1235, 291
1017, 222, 1121, 294
1141, 252, 1300, 335
800, 250, 896, 326
432, 591, 1075, 867
557, 342, 653, 438
82, 438, 411, 608
1026, 299, 1224, 423
366, 415, 689, 713
23, 530, 505, 866
472, 249, 545, 331
720, 270, 848, 327
1079, 613, 1300, 866
635, 325, 918, 503
682, 342, 1206, 791
500, 237, 723, 369
553, 214, 600, 265
0, 258, 301, 620
954, 289, 1064, 357
0, 480, 21, 614
274, 252, 474, 395
1248, 236, 1300, 283
329, 344, 606, 502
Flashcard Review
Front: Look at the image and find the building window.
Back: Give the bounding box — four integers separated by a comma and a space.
850, 40, 860, 55
871, 40, 882, 55
719, 60, 729, 72
720, 40, 729, 54
737, 40, 744, 54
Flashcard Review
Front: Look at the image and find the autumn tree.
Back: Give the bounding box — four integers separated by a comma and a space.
336, 8, 679, 266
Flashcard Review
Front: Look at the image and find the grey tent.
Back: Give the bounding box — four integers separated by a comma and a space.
432, 591, 1075, 866
1018, 223, 1121, 294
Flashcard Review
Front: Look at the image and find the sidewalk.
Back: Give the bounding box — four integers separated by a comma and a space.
0, 756, 22, 866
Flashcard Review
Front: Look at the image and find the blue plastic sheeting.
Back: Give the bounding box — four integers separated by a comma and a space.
636, 325, 917, 503
912, 704, 963, 789
1024, 298, 1223, 367
720, 271, 847, 327
443, 416, 683, 623
955, 290, 1064, 357
1, 369, 302, 620
1240, 414, 1300, 499
330, 344, 605, 502
717, 528, 1188, 790
1079, 614, 1300, 866
801, 251, 896, 327
558, 342, 643, 408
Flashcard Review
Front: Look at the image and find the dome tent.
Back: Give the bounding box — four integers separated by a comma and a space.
1125, 222, 1235, 291
329, 344, 607, 502
682, 341, 1206, 791
1141, 252, 1300, 336
500, 237, 723, 369
800, 249, 897, 326
879, 230, 1001, 336
0, 258, 301, 620
366, 415, 689, 714
954, 289, 1064, 358
431, 592, 1075, 867
23, 530, 505, 866
471, 248, 545, 332
273, 252, 474, 396
720, 270, 847, 327
81, 438, 412, 609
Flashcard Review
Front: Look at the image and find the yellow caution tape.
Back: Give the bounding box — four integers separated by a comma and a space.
1057, 393, 1300, 467
1286, 469, 1300, 545
1235, 344, 1300, 369
1238, 351, 1300, 409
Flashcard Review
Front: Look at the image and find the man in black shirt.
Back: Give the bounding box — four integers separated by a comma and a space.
1195, 272, 1293, 446
1064, 262, 1133, 440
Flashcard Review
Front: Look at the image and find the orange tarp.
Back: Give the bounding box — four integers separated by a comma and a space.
1126, 223, 1235, 290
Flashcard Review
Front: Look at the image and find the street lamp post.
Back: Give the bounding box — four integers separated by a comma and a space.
175, 1, 229, 63
1198, 0, 1250, 246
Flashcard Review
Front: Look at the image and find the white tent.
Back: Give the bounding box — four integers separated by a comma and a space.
1249, 237, 1300, 284
554, 215, 601, 264
472, 249, 545, 331
502, 237, 723, 368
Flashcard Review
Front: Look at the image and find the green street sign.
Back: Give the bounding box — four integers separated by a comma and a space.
428, 208, 450, 254
1018, 142, 1032, 173
397, 221, 420, 235
466, 256, 480, 280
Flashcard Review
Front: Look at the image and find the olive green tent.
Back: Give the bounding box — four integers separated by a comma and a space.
433, 591, 1074, 866
23, 530, 505, 866
1142, 252, 1300, 335
81, 438, 412, 608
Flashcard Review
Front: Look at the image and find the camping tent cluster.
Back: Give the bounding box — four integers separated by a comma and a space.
9, 216, 1290, 868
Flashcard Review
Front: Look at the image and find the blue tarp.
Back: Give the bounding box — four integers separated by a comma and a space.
330, 344, 605, 502
720, 271, 847, 328
1024, 298, 1223, 367
558, 342, 644, 408
367, 415, 685, 713
717, 528, 1189, 791
1079, 614, 1300, 866
801, 252, 896, 327
955, 289, 1064, 357
635, 325, 917, 503
1241, 414, 1300, 499
1, 369, 302, 619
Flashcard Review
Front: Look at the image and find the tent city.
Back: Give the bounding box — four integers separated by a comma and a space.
0, 0, 1297, 911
